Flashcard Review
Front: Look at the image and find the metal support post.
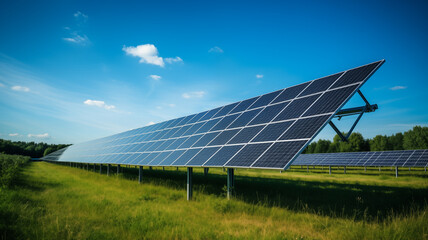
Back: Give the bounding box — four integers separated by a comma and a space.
149, 166, 152, 170
344, 166, 346, 174
162, 167, 165, 171
329, 166, 331, 175
306, 166, 309, 172
379, 167, 381, 172
100, 164, 102, 174
395, 166, 398, 178
364, 166, 366, 172
117, 165, 120, 174
204, 168, 209, 176
187, 167, 193, 201
69, 162, 71, 167
107, 164, 111, 176
227, 168, 235, 200
87, 163, 89, 170
139, 166, 143, 184
176, 167, 179, 171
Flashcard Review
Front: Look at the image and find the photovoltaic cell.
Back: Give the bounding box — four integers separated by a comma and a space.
171, 148, 201, 166
192, 132, 220, 147
225, 143, 272, 167
274, 94, 320, 121
208, 129, 240, 146
195, 118, 222, 134
298, 73, 343, 97
186, 147, 221, 166
212, 102, 239, 118
203, 145, 244, 166
303, 85, 358, 117
252, 141, 307, 168
229, 97, 258, 114
331, 62, 379, 89
228, 125, 266, 144
272, 82, 310, 104
227, 108, 262, 128
198, 107, 222, 121
251, 121, 294, 142
279, 115, 330, 140
211, 114, 240, 131
159, 150, 185, 165
249, 102, 289, 125
248, 90, 283, 110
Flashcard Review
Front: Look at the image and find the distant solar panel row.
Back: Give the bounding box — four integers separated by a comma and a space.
292, 149, 428, 167
41, 60, 384, 170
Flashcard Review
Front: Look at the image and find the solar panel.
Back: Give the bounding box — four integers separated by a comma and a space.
42, 60, 385, 170
292, 149, 428, 167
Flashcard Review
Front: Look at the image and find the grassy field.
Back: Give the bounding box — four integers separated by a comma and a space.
1, 161, 427, 240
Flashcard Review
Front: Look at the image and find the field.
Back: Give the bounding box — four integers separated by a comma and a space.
1, 160, 427, 240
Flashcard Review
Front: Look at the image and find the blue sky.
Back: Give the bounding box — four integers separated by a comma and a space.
0, 0, 427, 144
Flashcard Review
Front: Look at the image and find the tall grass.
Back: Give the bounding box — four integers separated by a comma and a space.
1, 162, 427, 239
0, 154, 29, 189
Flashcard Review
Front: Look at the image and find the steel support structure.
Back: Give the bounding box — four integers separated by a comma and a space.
139, 166, 143, 184
204, 168, 209, 176
100, 164, 102, 174
227, 168, 235, 200
107, 164, 111, 176
117, 164, 120, 174
329, 166, 331, 175
395, 166, 398, 178
329, 90, 378, 142
187, 167, 193, 201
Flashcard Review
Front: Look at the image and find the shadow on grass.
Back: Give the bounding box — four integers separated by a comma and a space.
97, 165, 428, 222
59, 163, 428, 222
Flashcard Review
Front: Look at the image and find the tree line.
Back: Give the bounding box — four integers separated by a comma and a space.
0, 139, 70, 158
303, 125, 428, 154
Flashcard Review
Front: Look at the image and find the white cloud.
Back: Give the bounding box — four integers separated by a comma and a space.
256, 74, 264, 79
28, 133, 50, 139
123, 44, 165, 67
168, 103, 176, 108
149, 75, 162, 81
63, 33, 90, 45
11, 85, 30, 92
74, 11, 88, 21
390, 86, 407, 91
209, 46, 224, 53
182, 91, 206, 99
9, 133, 19, 137
164, 56, 183, 64
84, 99, 116, 110
147, 121, 155, 126
63, 12, 90, 45
123, 44, 183, 67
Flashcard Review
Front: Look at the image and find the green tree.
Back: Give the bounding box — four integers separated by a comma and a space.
388, 132, 404, 150
314, 139, 331, 153
403, 126, 428, 149
43, 147, 54, 156
370, 135, 389, 151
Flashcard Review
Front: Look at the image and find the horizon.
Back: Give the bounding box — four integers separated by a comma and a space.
1, 0, 427, 144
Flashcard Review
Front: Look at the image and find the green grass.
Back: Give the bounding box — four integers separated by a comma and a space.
1, 161, 427, 239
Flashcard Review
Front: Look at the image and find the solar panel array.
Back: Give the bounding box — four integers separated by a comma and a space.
41, 60, 384, 170
293, 149, 428, 167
